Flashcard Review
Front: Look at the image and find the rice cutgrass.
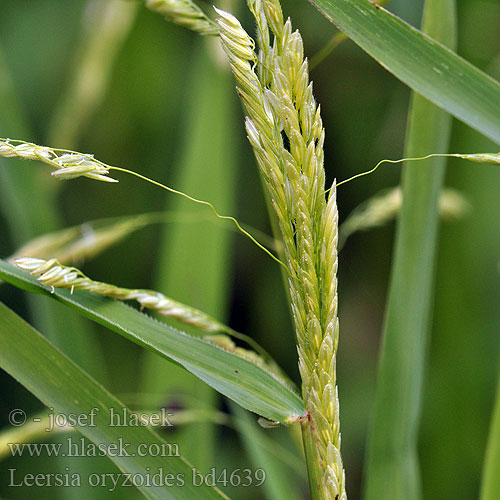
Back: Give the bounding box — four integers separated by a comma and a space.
2, 1, 499, 498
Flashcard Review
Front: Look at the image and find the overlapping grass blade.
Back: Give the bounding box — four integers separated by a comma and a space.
309, 0, 500, 145
363, 1, 456, 499
0, 259, 305, 423
231, 403, 303, 500
0, 39, 106, 380
0, 302, 226, 500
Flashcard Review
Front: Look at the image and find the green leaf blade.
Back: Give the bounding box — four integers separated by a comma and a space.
310, 0, 500, 145
0, 259, 305, 423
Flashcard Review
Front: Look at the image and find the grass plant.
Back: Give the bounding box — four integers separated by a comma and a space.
1, 1, 500, 499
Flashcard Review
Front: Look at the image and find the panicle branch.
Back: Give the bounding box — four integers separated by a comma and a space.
14, 257, 285, 375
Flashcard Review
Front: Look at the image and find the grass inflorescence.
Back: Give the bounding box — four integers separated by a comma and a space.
14, 257, 283, 376
215, 1, 346, 497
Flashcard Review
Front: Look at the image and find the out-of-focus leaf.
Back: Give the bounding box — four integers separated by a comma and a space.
141, 39, 238, 470
310, 0, 500, 145
0, 302, 226, 500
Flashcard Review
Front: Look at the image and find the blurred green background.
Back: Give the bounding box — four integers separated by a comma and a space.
1, 0, 499, 498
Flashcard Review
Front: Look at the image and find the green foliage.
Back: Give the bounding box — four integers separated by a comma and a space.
0, 302, 227, 500
363, 1, 455, 498
1, 1, 500, 499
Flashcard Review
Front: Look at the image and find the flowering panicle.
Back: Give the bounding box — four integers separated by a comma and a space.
339, 186, 470, 249
145, 0, 218, 35
0, 139, 117, 182
216, 1, 345, 497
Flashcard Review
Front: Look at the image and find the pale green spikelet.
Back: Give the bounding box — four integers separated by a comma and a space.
216, 1, 346, 498
0, 139, 117, 182
439, 188, 471, 221
146, 0, 218, 36
10, 212, 281, 268
2, 217, 151, 289
339, 187, 402, 249
14, 257, 288, 379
